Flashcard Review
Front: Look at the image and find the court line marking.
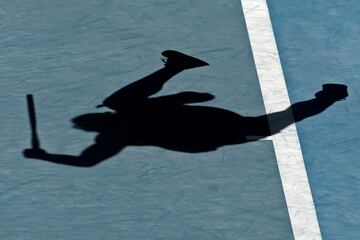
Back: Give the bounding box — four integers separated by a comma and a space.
240, 1, 322, 239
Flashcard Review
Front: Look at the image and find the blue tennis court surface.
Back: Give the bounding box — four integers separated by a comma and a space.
268, 1, 360, 239
0, 0, 358, 239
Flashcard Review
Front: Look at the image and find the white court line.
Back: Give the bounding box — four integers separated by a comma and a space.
240, 1, 322, 239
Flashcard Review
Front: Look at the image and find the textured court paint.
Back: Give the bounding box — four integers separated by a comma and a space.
241, 1, 321, 239
0, 0, 294, 239
267, 1, 360, 239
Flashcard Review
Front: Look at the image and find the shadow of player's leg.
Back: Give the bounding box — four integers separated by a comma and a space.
100, 50, 208, 111
102, 67, 182, 111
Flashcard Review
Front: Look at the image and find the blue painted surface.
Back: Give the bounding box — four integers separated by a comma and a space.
268, 1, 360, 239
0, 1, 293, 239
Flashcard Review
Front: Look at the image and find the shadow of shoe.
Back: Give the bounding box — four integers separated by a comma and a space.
162, 50, 209, 69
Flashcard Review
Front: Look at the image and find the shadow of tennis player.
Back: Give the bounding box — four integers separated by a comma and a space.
23, 50, 348, 167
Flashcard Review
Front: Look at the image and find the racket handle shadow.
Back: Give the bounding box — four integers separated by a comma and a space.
26, 94, 41, 150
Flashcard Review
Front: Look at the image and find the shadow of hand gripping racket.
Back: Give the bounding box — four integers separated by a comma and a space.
23, 94, 47, 158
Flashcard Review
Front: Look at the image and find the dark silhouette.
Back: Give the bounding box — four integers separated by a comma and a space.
26, 94, 41, 150
23, 50, 348, 167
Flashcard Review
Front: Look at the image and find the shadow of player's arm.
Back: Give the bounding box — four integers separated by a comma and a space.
23, 141, 124, 167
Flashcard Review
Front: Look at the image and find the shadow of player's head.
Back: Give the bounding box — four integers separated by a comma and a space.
72, 112, 116, 132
